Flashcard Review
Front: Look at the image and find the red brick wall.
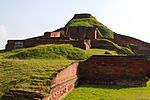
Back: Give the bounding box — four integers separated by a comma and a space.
50, 32, 61, 37
49, 62, 79, 100
66, 27, 97, 40
6, 40, 25, 51
5, 38, 89, 51
78, 55, 149, 87
44, 32, 61, 38
91, 40, 117, 50
113, 33, 150, 57
113, 33, 150, 50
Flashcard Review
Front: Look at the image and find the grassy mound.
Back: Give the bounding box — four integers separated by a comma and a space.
99, 39, 134, 54
65, 16, 114, 38
5, 44, 118, 60
6, 44, 88, 60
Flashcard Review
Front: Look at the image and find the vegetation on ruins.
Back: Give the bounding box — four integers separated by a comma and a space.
4, 44, 118, 60
1, 13, 149, 99
65, 16, 114, 38
5, 44, 88, 60
99, 39, 134, 54
0, 44, 117, 98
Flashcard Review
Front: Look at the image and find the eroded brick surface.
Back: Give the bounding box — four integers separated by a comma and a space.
78, 55, 149, 87
50, 62, 78, 100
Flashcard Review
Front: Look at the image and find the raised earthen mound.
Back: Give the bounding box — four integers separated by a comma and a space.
65, 13, 114, 38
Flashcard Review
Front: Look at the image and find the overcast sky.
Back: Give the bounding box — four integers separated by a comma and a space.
0, 0, 150, 49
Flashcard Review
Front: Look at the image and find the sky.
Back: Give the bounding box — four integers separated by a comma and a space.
0, 0, 150, 49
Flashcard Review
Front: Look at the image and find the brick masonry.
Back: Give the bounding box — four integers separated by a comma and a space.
112, 33, 150, 57
65, 26, 98, 40
5, 28, 150, 58
5, 38, 90, 51
49, 62, 79, 100
5, 26, 97, 51
78, 55, 149, 87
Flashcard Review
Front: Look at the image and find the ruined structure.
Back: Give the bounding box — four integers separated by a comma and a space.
49, 63, 78, 100
5, 13, 150, 58
5, 26, 98, 51
113, 33, 150, 57
3, 13, 150, 99
3, 55, 149, 100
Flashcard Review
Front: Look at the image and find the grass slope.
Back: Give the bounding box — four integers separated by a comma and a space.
65, 81, 150, 100
4, 44, 117, 60
5, 44, 88, 60
65, 16, 114, 38
99, 39, 134, 54
0, 59, 73, 97
0, 44, 117, 98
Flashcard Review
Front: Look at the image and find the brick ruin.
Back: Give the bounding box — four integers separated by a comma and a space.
113, 33, 150, 57
5, 13, 150, 57
79, 55, 149, 87
5, 27, 150, 57
3, 55, 149, 100
5, 26, 98, 51
3, 13, 150, 99
49, 63, 78, 100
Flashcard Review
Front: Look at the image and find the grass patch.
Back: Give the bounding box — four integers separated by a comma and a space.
3, 44, 118, 60
64, 81, 150, 100
85, 49, 117, 56
4, 44, 88, 60
65, 16, 114, 38
98, 39, 134, 54
0, 59, 73, 98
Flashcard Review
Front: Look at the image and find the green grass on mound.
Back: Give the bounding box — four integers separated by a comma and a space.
4, 44, 118, 60
5, 44, 88, 60
64, 81, 150, 100
99, 39, 134, 54
65, 16, 114, 38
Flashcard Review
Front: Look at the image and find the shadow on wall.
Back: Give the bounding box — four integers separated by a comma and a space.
77, 84, 128, 90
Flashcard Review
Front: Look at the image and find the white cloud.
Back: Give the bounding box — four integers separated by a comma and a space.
0, 25, 8, 49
